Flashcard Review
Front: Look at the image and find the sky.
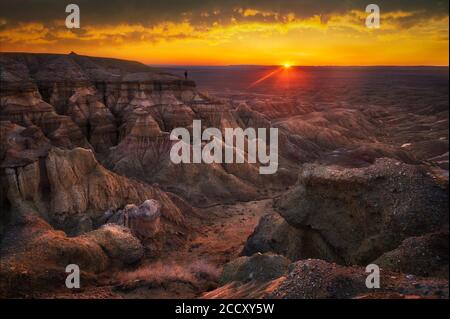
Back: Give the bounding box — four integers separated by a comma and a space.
0, 0, 448, 66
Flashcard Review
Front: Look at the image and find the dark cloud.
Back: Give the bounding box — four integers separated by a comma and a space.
1, 0, 448, 27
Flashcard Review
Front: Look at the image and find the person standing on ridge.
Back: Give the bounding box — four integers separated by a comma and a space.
184, 70, 188, 80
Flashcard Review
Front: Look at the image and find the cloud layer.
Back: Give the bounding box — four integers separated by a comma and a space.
0, 0, 448, 65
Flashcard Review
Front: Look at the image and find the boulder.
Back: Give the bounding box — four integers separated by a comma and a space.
83, 224, 144, 265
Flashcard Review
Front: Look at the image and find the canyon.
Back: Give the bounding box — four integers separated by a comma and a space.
0, 53, 448, 299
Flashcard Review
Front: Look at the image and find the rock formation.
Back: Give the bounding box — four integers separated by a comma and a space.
1, 138, 184, 236
101, 199, 162, 239
205, 258, 448, 299
244, 158, 448, 266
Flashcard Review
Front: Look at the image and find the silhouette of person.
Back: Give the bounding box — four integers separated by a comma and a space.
184, 70, 188, 80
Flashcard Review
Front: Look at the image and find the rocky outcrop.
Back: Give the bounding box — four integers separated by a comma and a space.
220, 253, 290, 284
0, 214, 143, 298
0, 86, 91, 149
269, 259, 449, 299
273, 158, 448, 265
83, 224, 144, 265
65, 87, 118, 153
373, 231, 449, 279
1, 145, 184, 235
242, 213, 342, 263
101, 199, 162, 239
0, 121, 50, 168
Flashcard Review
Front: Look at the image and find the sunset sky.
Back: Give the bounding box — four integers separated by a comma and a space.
0, 0, 448, 66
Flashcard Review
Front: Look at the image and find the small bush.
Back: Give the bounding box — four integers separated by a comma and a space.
116, 259, 220, 286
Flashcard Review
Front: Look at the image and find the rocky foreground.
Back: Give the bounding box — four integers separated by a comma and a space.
210, 159, 448, 299
0, 53, 448, 298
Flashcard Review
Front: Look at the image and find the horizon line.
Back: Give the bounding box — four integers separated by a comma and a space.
151, 64, 450, 68
1, 51, 448, 68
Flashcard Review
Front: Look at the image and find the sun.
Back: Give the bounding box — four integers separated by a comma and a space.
283, 63, 291, 69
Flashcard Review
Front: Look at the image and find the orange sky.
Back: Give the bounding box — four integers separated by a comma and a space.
0, 3, 448, 66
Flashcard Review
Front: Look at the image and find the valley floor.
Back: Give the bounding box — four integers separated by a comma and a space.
38, 199, 275, 299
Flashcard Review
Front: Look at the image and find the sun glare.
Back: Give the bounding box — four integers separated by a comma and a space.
283, 63, 291, 69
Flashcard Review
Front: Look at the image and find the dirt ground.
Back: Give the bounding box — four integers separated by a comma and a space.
185, 199, 275, 264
